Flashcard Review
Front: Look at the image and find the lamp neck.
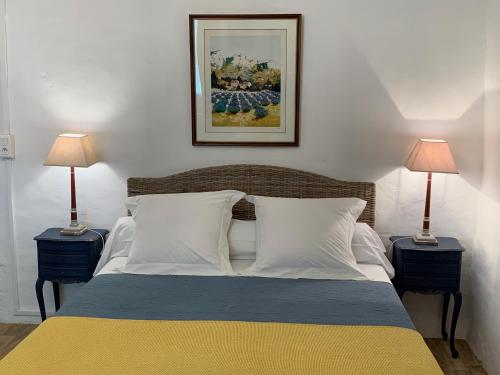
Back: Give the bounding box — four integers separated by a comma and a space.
422, 172, 432, 234
70, 166, 78, 226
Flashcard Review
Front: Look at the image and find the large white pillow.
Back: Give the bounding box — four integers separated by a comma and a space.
96, 217, 256, 270
248, 196, 368, 280
123, 190, 245, 275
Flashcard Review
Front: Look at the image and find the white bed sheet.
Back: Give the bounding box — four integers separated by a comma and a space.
96, 257, 392, 284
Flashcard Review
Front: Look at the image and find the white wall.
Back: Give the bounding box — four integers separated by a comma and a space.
0, 0, 14, 322
469, 0, 500, 373
0, 0, 488, 341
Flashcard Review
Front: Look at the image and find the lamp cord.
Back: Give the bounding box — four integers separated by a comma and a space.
389, 236, 413, 255
88, 229, 105, 250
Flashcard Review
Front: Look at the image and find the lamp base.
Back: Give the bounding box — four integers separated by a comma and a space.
61, 224, 88, 236
413, 232, 439, 245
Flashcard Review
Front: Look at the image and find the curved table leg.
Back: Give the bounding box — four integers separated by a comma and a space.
441, 293, 450, 340
35, 278, 46, 321
52, 282, 60, 311
450, 292, 462, 358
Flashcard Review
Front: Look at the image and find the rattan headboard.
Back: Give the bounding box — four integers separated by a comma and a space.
128, 164, 376, 227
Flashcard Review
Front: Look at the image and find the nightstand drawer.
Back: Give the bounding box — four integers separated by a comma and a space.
37, 242, 90, 252
404, 262, 458, 274
38, 249, 89, 266
403, 250, 459, 263
38, 265, 89, 279
402, 275, 458, 289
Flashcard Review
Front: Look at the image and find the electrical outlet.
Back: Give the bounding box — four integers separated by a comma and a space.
0, 134, 15, 159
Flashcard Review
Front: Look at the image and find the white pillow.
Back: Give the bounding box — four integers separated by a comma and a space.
352, 223, 395, 278
94, 217, 394, 278
123, 190, 245, 276
95, 217, 255, 268
228, 219, 256, 260
125, 196, 140, 217
94, 216, 135, 275
249, 196, 368, 280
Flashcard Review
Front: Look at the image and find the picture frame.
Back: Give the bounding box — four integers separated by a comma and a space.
189, 14, 302, 146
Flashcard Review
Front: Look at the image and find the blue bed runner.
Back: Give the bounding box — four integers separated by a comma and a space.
56, 274, 414, 329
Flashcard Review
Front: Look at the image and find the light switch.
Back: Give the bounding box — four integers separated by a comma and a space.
0, 134, 15, 159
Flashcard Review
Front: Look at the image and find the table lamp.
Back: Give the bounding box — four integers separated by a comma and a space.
405, 139, 459, 245
44, 133, 98, 235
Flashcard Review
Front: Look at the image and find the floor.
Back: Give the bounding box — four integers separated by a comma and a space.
0, 323, 37, 361
425, 339, 488, 375
0, 324, 488, 374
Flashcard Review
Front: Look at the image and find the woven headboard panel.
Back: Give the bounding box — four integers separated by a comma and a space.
128, 164, 376, 227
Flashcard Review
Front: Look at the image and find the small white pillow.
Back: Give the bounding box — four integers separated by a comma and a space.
249, 196, 368, 280
125, 196, 140, 217
352, 223, 395, 278
95, 217, 256, 267
94, 216, 135, 275
124, 190, 245, 276
228, 219, 256, 260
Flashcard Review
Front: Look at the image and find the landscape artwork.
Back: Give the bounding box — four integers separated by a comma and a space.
210, 35, 282, 127
190, 15, 301, 145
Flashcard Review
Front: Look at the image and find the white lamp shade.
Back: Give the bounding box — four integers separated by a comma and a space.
405, 139, 458, 174
44, 133, 98, 168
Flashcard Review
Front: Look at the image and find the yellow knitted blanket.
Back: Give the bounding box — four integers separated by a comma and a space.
0, 317, 442, 374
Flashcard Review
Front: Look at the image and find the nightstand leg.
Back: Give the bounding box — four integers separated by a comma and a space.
450, 292, 462, 358
35, 278, 46, 322
441, 293, 450, 340
52, 282, 60, 311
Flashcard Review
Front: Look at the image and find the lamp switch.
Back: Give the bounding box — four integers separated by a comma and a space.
0, 134, 15, 159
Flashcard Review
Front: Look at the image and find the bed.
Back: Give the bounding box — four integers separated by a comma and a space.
0, 165, 442, 374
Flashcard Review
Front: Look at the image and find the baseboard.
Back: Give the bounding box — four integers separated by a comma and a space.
7, 309, 44, 324
14, 309, 41, 317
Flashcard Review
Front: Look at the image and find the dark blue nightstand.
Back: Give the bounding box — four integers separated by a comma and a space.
34, 228, 108, 321
391, 236, 464, 358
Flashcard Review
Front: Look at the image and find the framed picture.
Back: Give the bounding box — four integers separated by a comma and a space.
189, 14, 302, 146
